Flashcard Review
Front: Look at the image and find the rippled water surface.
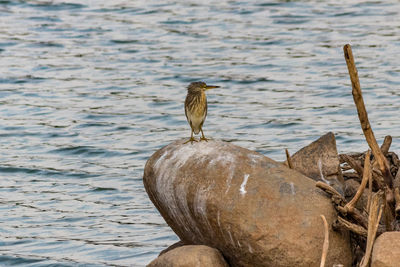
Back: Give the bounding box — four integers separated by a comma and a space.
1, 0, 400, 266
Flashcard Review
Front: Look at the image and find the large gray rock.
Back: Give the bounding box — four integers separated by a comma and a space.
148, 245, 228, 267
371, 232, 400, 267
144, 139, 351, 267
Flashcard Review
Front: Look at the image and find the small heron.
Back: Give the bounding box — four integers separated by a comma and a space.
184, 81, 220, 144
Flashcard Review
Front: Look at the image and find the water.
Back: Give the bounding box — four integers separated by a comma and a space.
0, 0, 399, 266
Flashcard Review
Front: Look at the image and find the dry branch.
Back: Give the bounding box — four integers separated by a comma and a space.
343, 151, 371, 213
340, 154, 363, 177
360, 192, 384, 267
316, 181, 345, 203
285, 148, 293, 169
380, 135, 392, 156
316, 179, 370, 228
334, 217, 367, 238
343, 172, 360, 179
343, 44, 393, 187
367, 164, 372, 212
319, 215, 329, 267
337, 205, 368, 229
372, 170, 386, 190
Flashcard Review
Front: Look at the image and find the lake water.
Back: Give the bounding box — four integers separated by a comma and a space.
0, 0, 399, 266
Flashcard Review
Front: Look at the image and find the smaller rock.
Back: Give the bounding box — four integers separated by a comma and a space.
393, 170, 400, 189
288, 132, 344, 194
159, 241, 186, 256
148, 245, 228, 267
371, 232, 400, 267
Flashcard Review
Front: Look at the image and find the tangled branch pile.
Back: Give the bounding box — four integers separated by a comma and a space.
316, 44, 400, 267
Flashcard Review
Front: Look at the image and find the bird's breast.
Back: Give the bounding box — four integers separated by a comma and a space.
185, 92, 207, 134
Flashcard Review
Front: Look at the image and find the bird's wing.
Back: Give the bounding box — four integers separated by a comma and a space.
184, 96, 189, 120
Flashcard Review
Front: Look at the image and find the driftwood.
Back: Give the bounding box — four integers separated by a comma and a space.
316, 44, 400, 267
317, 181, 369, 229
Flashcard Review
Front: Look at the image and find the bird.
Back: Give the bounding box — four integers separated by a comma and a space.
184, 81, 220, 144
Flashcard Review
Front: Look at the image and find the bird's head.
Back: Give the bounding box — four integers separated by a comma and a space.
187, 81, 220, 94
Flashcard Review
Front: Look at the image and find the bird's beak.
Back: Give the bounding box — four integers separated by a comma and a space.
205, 85, 220, 90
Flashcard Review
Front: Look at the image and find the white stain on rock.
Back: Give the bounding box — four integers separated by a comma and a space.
240, 174, 250, 195
154, 150, 168, 170
206, 148, 237, 195
290, 182, 295, 195
318, 158, 330, 185
153, 143, 218, 240
194, 185, 214, 238
248, 153, 262, 165
209, 153, 236, 167
176, 183, 202, 236
225, 170, 234, 194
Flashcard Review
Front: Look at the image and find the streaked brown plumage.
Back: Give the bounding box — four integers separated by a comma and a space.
184, 81, 220, 144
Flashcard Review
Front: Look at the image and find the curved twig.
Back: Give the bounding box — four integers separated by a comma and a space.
320, 215, 329, 267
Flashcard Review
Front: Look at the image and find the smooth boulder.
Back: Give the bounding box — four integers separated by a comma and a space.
144, 139, 351, 267
148, 245, 228, 267
371, 232, 400, 267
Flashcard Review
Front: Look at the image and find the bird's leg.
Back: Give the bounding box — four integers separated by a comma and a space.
200, 128, 209, 142
184, 128, 198, 144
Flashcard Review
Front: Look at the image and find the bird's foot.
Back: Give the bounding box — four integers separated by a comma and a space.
184, 137, 198, 144
200, 136, 209, 142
